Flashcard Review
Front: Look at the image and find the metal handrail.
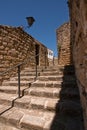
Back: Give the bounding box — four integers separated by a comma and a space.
0, 62, 22, 76
0, 52, 44, 98
0, 53, 41, 76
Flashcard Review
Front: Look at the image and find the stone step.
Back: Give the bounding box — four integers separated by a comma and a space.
59, 87, 80, 99
63, 65, 75, 70
50, 114, 84, 130
63, 70, 75, 75
31, 80, 62, 88
37, 75, 63, 81
0, 86, 18, 94
0, 105, 83, 130
14, 95, 59, 112
0, 106, 55, 130
63, 65, 75, 75
2, 76, 76, 87
10, 76, 36, 81
0, 92, 17, 106
23, 68, 43, 73
0, 122, 20, 130
28, 87, 61, 98
0, 91, 59, 112
20, 71, 37, 76
57, 100, 82, 116
43, 68, 64, 72
45, 65, 64, 69
0, 65, 84, 130
62, 81, 77, 88
0, 81, 62, 95
22, 66, 63, 72
0, 104, 12, 114
25, 66, 62, 73
37, 75, 76, 82
62, 76, 76, 82
0, 86, 29, 95
39, 71, 63, 76
0, 86, 61, 106
21, 70, 63, 77
1, 81, 62, 92
2, 80, 33, 86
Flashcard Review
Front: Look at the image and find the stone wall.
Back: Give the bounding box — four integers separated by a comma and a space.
68, 0, 87, 129
48, 57, 58, 66
56, 22, 73, 65
0, 25, 48, 84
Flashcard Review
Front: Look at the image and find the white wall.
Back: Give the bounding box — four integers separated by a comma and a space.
47, 49, 54, 59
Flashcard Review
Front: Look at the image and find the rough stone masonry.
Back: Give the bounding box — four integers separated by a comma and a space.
68, 0, 87, 129
56, 22, 73, 65
0, 25, 48, 85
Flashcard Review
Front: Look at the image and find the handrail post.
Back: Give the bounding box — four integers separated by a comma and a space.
35, 55, 37, 78
53, 56, 54, 66
18, 65, 21, 98
36, 63, 37, 78
45, 51, 47, 69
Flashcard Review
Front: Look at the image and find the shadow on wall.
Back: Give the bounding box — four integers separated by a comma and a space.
50, 65, 84, 130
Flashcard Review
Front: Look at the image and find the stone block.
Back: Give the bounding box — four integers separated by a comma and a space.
20, 115, 45, 130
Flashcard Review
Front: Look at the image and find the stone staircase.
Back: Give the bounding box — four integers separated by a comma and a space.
0, 65, 84, 130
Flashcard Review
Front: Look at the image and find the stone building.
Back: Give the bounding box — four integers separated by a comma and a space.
68, 0, 87, 129
0, 25, 48, 84
47, 49, 54, 66
56, 22, 72, 65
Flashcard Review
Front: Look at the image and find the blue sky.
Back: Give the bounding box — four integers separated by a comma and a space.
0, 0, 69, 56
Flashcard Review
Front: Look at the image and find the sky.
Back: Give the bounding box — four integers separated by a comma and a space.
0, 0, 69, 56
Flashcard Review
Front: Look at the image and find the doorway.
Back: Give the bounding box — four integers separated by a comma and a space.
35, 44, 40, 65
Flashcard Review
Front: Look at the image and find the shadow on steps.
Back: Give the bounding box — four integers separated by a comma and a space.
50, 65, 84, 130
